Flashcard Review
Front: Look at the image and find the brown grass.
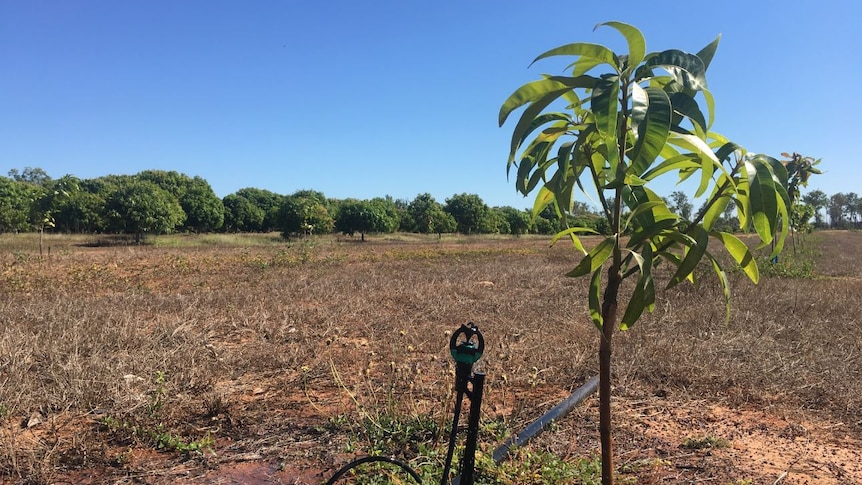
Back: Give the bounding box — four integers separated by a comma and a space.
0, 231, 860, 483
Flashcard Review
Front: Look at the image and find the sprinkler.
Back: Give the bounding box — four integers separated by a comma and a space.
442, 322, 485, 485
325, 323, 486, 485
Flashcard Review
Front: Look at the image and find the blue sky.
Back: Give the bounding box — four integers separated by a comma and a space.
1, 1, 858, 209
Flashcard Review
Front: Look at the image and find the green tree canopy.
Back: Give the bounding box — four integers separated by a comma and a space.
0, 176, 36, 233
406, 193, 453, 234
234, 187, 284, 231
180, 177, 224, 232
137, 170, 224, 232
278, 194, 333, 239
53, 189, 105, 233
222, 194, 265, 232
829, 192, 850, 228
444, 193, 490, 234
334, 199, 397, 241
369, 196, 401, 233
495, 206, 531, 235
105, 179, 186, 242
136, 170, 190, 197
802, 189, 829, 227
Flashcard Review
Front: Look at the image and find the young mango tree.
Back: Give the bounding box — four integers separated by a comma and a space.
499, 22, 790, 484
780, 152, 822, 249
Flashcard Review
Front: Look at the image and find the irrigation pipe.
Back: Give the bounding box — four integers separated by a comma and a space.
492, 375, 600, 464
325, 455, 423, 484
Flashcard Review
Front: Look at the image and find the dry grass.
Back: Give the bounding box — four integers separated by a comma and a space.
0, 231, 860, 483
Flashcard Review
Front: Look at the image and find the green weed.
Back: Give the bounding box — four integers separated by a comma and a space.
99, 370, 215, 458
476, 449, 605, 485
100, 416, 215, 457
759, 255, 816, 278
682, 435, 729, 450
147, 371, 168, 417
327, 408, 621, 484
757, 239, 819, 279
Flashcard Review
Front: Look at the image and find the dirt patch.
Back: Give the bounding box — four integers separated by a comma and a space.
616, 396, 862, 483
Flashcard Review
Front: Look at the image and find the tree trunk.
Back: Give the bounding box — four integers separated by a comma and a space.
599, 266, 622, 485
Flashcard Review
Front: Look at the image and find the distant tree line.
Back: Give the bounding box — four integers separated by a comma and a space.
3, 167, 850, 241
0, 167, 614, 240
802, 189, 862, 229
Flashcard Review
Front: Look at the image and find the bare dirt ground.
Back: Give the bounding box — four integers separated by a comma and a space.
1, 231, 860, 484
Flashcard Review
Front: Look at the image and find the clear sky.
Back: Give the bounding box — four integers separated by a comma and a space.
1, 1, 858, 209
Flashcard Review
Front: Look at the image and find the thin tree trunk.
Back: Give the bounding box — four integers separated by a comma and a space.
599, 265, 621, 485
600, 74, 628, 485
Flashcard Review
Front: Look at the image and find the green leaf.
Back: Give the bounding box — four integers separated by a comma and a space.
499, 75, 597, 126
627, 217, 678, 249
750, 157, 791, 258
638, 49, 707, 91
761, 154, 789, 189
620, 246, 655, 330
696, 150, 715, 199
567, 57, 607, 77
595, 21, 646, 68
713, 141, 743, 164
657, 248, 683, 270
550, 226, 598, 253
556, 141, 576, 187
709, 230, 758, 283
508, 96, 572, 164
667, 132, 721, 198
772, 189, 790, 257
705, 251, 732, 324
530, 42, 619, 72
745, 159, 779, 243
624, 200, 667, 229
623, 173, 647, 186
530, 185, 555, 221
523, 155, 556, 194
629, 86, 671, 176
696, 34, 721, 72
567, 236, 615, 278
623, 185, 673, 230
702, 89, 716, 129
667, 225, 709, 288
702, 194, 731, 231
668, 132, 719, 165
641, 154, 699, 181
515, 140, 553, 194
736, 173, 751, 231
591, 75, 620, 145
589, 269, 603, 330
668, 92, 707, 134
552, 173, 576, 218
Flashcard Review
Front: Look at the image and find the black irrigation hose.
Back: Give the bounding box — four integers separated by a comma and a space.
325, 455, 423, 484
492, 374, 600, 464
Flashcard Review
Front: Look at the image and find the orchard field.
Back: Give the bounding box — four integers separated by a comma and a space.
0, 231, 860, 484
